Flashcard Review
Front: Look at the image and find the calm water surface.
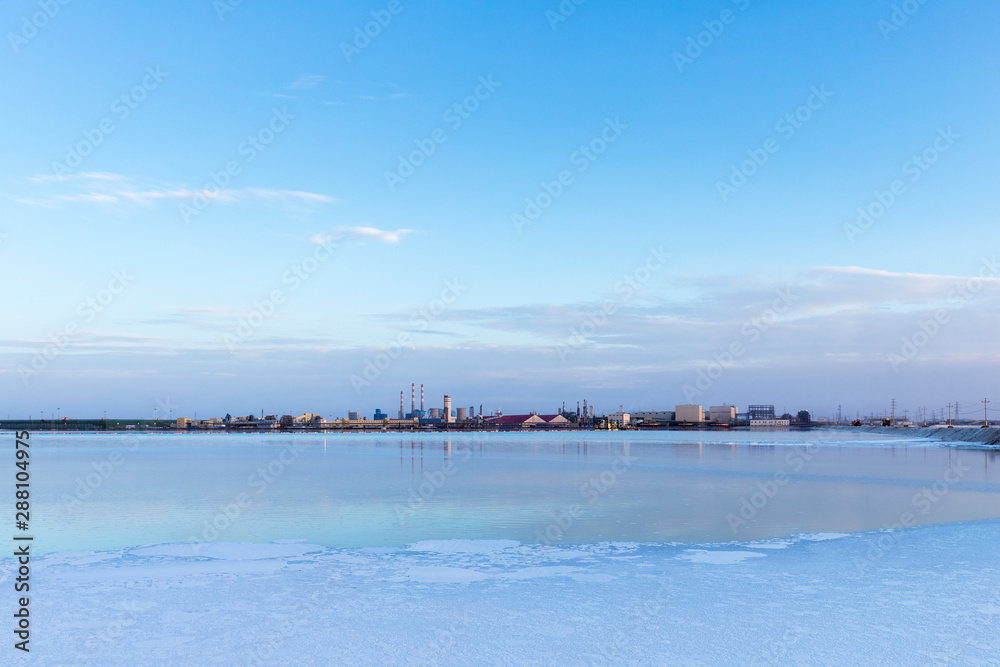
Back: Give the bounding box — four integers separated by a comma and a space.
13, 430, 1000, 553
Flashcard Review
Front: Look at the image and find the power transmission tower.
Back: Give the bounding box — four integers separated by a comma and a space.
890, 399, 897, 424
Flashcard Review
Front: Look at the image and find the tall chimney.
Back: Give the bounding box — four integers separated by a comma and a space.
421, 384, 425, 412
399, 391, 404, 419
444, 395, 452, 424
411, 383, 415, 416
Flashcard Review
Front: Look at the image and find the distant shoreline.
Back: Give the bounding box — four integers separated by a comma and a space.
0, 419, 819, 434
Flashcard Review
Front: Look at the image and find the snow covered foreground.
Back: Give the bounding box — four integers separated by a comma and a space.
19, 521, 1000, 666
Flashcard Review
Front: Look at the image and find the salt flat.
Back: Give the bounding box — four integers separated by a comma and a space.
16, 522, 1000, 665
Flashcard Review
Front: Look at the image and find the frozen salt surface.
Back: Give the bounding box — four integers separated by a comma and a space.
405, 566, 490, 583
677, 550, 767, 565
15, 520, 1000, 666
798, 532, 850, 541
406, 539, 521, 554
130, 542, 323, 560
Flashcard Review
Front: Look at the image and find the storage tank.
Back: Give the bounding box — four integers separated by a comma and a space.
457, 407, 467, 422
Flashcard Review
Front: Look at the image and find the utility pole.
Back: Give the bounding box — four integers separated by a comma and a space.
985, 398, 991, 428
947, 403, 953, 428
922, 407, 927, 427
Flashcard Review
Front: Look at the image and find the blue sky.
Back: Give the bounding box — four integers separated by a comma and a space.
2, 0, 998, 421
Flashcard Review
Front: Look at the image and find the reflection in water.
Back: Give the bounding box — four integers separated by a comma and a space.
28, 430, 1000, 553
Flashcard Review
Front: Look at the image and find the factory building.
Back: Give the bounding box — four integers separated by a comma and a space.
675, 405, 705, 423
487, 414, 571, 428
631, 411, 675, 423
709, 405, 737, 423
750, 418, 790, 427
608, 412, 630, 427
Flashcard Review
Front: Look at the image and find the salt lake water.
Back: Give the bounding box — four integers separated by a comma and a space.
27, 429, 1000, 553
9, 429, 1000, 665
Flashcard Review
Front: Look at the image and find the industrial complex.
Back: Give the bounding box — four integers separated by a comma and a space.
0, 383, 818, 432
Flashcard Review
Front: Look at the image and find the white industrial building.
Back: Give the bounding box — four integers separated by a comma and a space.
608, 412, 630, 427
750, 418, 790, 427
631, 411, 675, 423
675, 405, 705, 423
709, 405, 737, 423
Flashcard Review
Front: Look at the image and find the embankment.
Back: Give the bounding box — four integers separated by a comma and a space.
824, 424, 1000, 447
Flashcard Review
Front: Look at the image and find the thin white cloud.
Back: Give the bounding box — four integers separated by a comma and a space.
288, 74, 326, 89
10, 197, 58, 208
311, 226, 413, 245
27, 171, 127, 184
817, 265, 1000, 283
14, 172, 334, 210
243, 188, 333, 204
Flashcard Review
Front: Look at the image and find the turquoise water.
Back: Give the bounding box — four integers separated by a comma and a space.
14, 430, 1000, 554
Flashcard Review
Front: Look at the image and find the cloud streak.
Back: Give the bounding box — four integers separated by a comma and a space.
311, 226, 413, 245
12, 172, 334, 211
288, 74, 326, 89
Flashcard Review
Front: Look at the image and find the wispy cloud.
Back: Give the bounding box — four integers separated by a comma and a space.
288, 74, 326, 89
27, 171, 127, 184
311, 226, 413, 245
12, 172, 334, 212
368, 265, 1000, 363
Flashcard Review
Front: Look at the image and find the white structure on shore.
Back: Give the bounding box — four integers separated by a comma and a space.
608, 412, 630, 427
631, 411, 675, 423
675, 405, 705, 423
750, 418, 790, 427
709, 405, 737, 423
